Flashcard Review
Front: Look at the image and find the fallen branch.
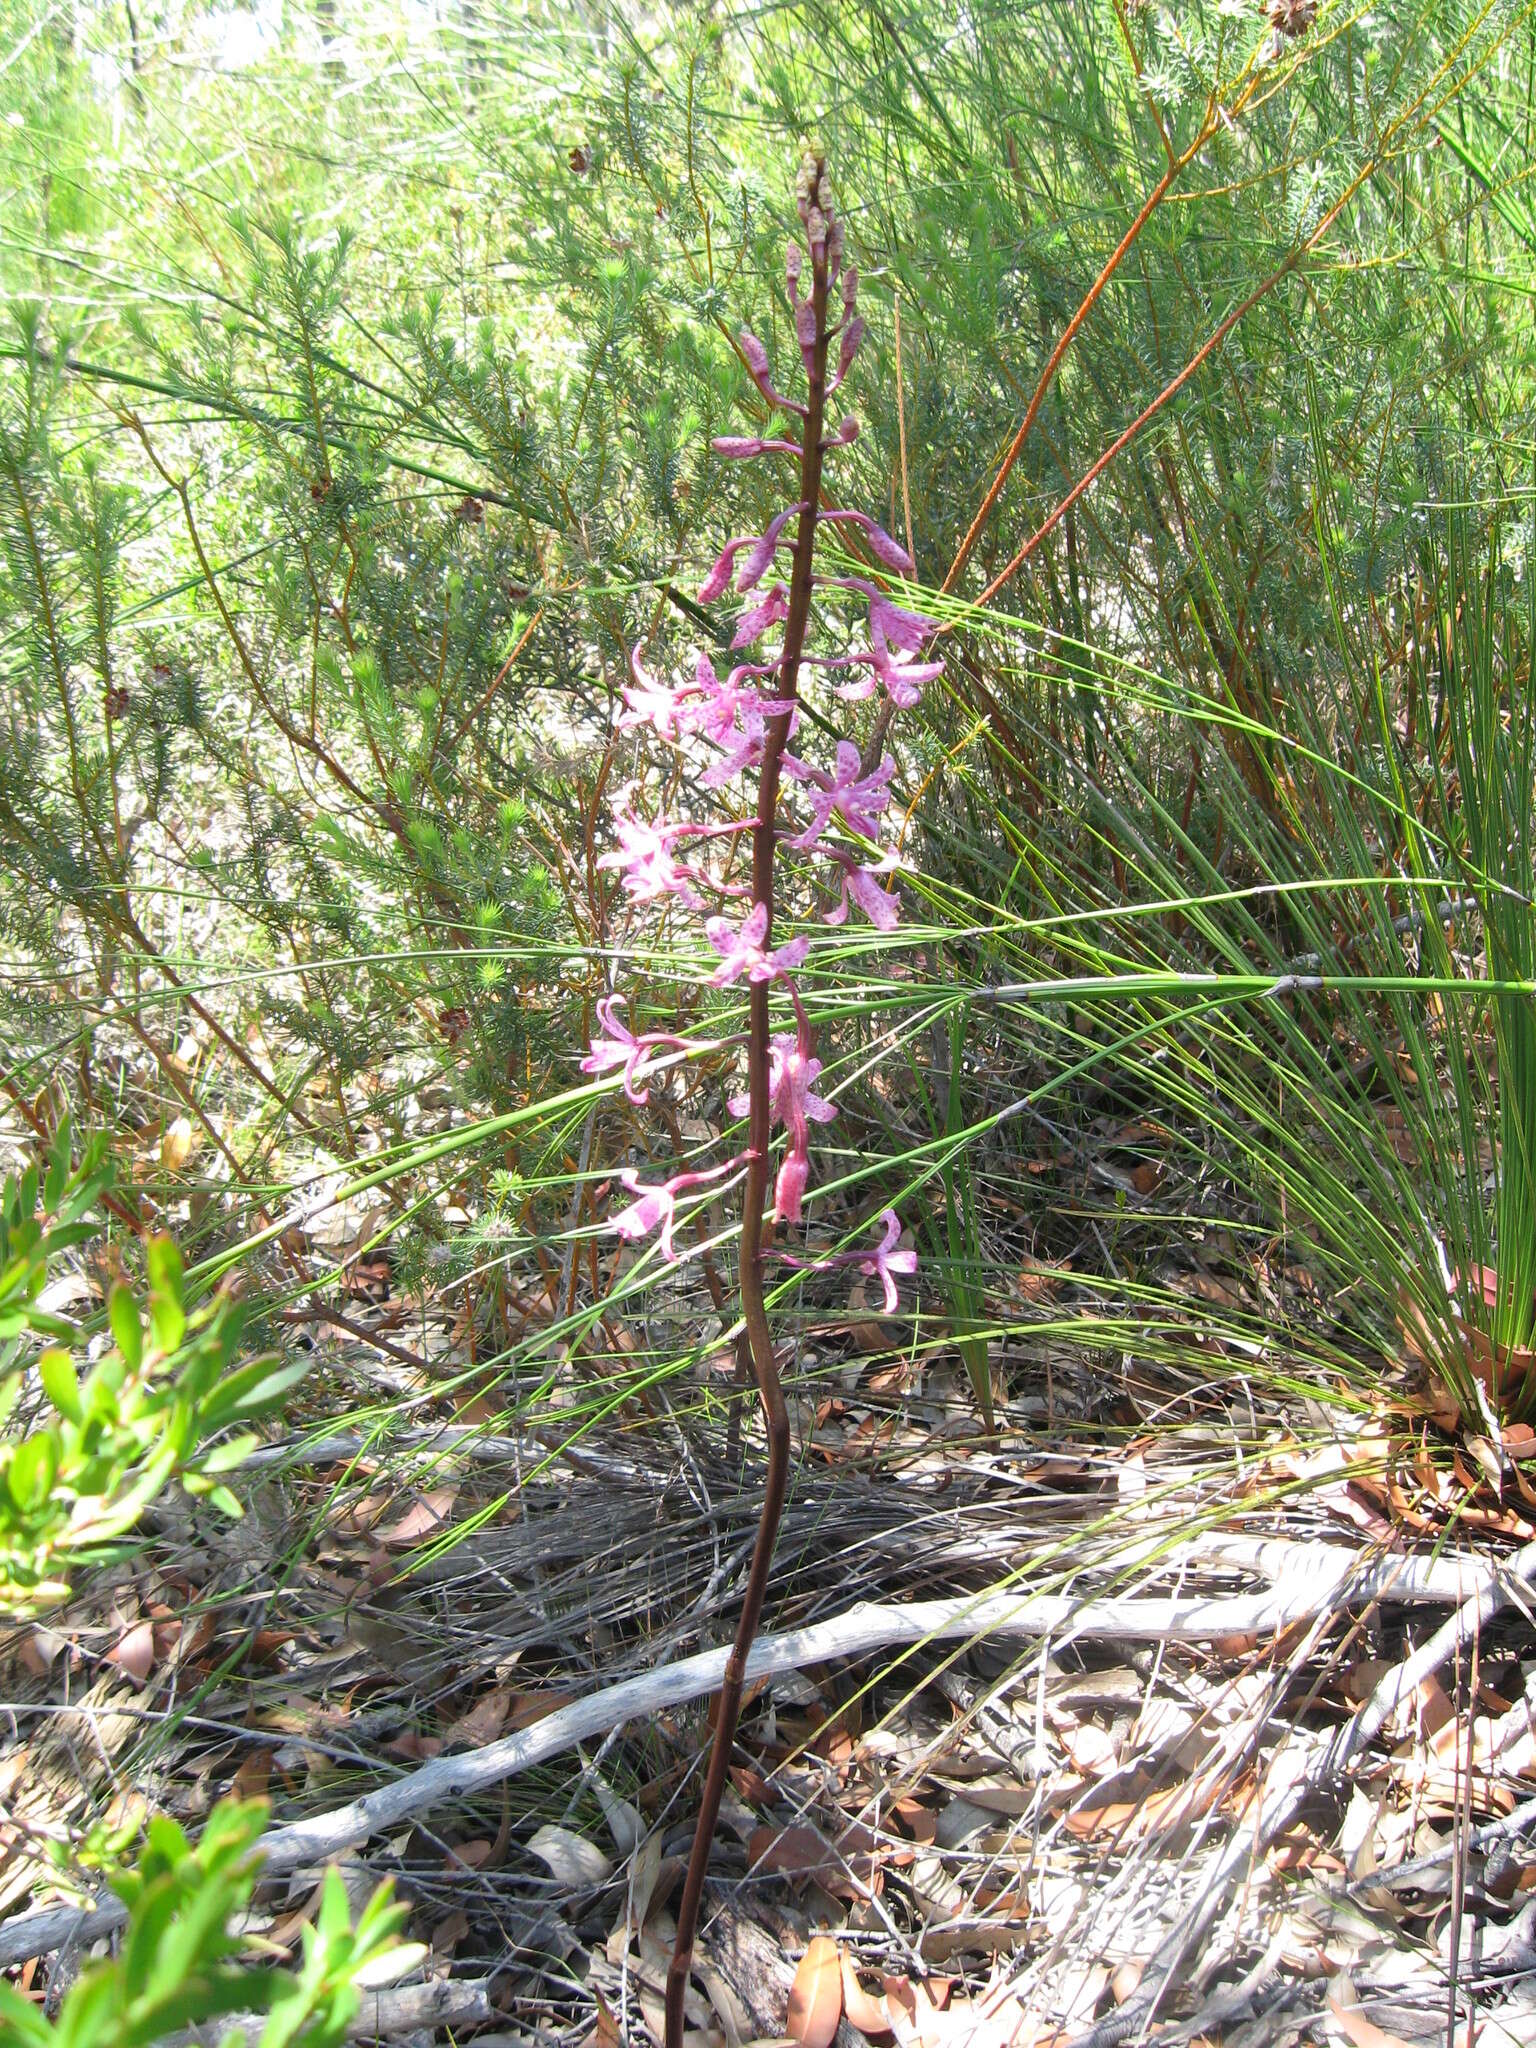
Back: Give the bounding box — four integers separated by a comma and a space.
0, 1541, 1499, 1971
1065, 1541, 1536, 2048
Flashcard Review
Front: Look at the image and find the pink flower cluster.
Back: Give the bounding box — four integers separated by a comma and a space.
590, 157, 936, 1300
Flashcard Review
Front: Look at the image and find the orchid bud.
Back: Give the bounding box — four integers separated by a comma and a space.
775, 1147, 810, 1224
829, 315, 865, 394
712, 434, 800, 460
739, 502, 806, 594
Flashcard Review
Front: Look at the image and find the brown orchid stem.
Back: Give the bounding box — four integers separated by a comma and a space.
665, 171, 833, 2048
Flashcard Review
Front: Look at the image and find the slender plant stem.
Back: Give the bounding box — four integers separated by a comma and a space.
664, 181, 833, 2048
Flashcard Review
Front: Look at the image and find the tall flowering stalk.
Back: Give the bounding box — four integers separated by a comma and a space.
589, 154, 933, 2046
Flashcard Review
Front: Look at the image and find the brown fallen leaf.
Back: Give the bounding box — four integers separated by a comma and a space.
892, 1796, 937, 1845
586, 1991, 624, 2048
729, 1762, 774, 1806
1110, 1961, 1143, 2005
106, 1620, 155, 1686
443, 1685, 513, 1749
377, 1487, 458, 1546
432, 1907, 470, 1954
383, 1727, 442, 1761
841, 1953, 894, 2039
748, 1822, 836, 1879
231, 1748, 274, 1801
161, 1116, 196, 1171
788, 1936, 843, 2048
508, 1689, 577, 1729
883, 1977, 936, 2048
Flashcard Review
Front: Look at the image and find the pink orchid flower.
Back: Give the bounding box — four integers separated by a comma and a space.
732, 582, 791, 649
580, 995, 690, 1105
827, 576, 939, 654
705, 902, 810, 986
858, 1209, 917, 1313
687, 658, 774, 748
823, 850, 902, 930
610, 1157, 746, 1261
783, 740, 896, 848
832, 631, 944, 709
596, 809, 702, 906
701, 696, 798, 788
728, 1033, 837, 1141
617, 650, 692, 739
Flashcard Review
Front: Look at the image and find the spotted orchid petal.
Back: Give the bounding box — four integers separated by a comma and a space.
705, 903, 809, 986
818, 507, 913, 574
823, 850, 903, 931
732, 583, 790, 648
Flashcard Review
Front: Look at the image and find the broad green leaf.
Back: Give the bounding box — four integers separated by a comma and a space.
108, 1283, 142, 1372
39, 1346, 82, 1423
7, 1431, 59, 1514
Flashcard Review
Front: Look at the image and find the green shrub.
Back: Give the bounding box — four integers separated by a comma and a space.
0, 1119, 301, 1613
0, 1798, 413, 2048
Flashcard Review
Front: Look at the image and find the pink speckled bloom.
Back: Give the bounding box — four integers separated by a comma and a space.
858, 1209, 918, 1313
705, 903, 810, 987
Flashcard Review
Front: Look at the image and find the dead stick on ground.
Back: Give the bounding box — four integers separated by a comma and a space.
0, 1545, 1507, 1972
